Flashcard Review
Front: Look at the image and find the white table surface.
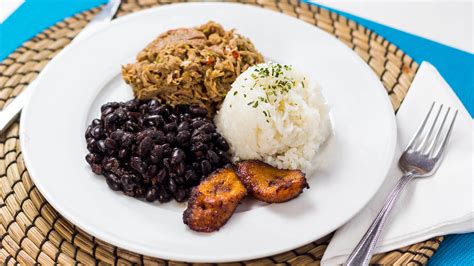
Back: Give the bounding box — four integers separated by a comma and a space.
312, 0, 473, 53
2, 0, 473, 53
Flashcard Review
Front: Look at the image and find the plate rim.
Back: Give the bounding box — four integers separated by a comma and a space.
20, 2, 397, 262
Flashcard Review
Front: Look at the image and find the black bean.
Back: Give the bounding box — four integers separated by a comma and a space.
139, 104, 149, 114
145, 187, 159, 202
207, 150, 219, 164
85, 125, 92, 138
174, 174, 185, 185
158, 189, 172, 203
154, 105, 169, 116
105, 172, 121, 191
201, 160, 212, 175
191, 120, 205, 129
103, 157, 119, 172
154, 130, 166, 144
165, 133, 176, 144
176, 131, 190, 144
104, 113, 119, 127
171, 148, 185, 164
97, 140, 107, 152
162, 122, 175, 133
174, 189, 187, 202
198, 123, 215, 133
217, 137, 230, 151
190, 106, 208, 117
176, 161, 185, 176
102, 107, 114, 117
180, 113, 192, 121
144, 114, 164, 127
128, 111, 141, 121
138, 136, 153, 156
177, 121, 189, 131
162, 143, 172, 156
116, 108, 127, 120
168, 178, 177, 193
92, 119, 102, 127
194, 150, 204, 158
135, 130, 148, 143
91, 164, 103, 175
90, 126, 104, 139
134, 187, 146, 198
86, 137, 95, 146
130, 157, 146, 174
121, 133, 134, 147
191, 134, 201, 143
91, 153, 103, 164
195, 142, 208, 152
148, 99, 160, 109
85, 153, 94, 165
124, 99, 139, 110
192, 162, 200, 171
168, 114, 178, 122
150, 145, 163, 164
121, 174, 135, 191
86, 139, 98, 153
146, 165, 158, 178
192, 133, 211, 143
87, 137, 96, 146
156, 116, 166, 127
118, 149, 128, 159
157, 168, 168, 183
163, 158, 171, 169
110, 130, 124, 141
207, 142, 215, 150
185, 170, 197, 182
101, 102, 119, 112
125, 121, 139, 132
104, 138, 117, 150
216, 149, 228, 158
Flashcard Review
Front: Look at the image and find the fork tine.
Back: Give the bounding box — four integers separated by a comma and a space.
405, 102, 435, 151
432, 109, 458, 159
425, 107, 450, 155
418, 104, 443, 152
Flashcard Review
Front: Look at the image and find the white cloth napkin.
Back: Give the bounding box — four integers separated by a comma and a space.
321, 62, 474, 265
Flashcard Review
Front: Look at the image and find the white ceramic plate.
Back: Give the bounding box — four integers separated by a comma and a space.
21, 3, 396, 263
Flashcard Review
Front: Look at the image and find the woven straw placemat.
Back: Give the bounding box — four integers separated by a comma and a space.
0, 0, 443, 264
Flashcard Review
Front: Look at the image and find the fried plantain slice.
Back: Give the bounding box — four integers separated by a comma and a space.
183, 167, 247, 232
236, 160, 308, 203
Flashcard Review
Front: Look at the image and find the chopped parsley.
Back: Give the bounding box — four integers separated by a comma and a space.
239, 63, 300, 123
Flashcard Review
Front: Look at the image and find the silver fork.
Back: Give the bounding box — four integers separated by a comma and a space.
345, 102, 458, 266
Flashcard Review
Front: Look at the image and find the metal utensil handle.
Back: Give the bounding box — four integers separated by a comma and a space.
0, 87, 33, 134
345, 172, 415, 266
75, 0, 121, 42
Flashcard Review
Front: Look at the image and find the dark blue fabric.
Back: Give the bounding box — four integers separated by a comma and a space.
0, 1, 472, 264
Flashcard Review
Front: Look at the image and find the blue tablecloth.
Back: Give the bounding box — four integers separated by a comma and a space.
0, 0, 473, 264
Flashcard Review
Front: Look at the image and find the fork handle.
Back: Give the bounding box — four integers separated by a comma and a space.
345, 172, 415, 266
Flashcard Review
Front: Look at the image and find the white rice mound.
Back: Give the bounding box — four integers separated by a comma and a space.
215, 63, 331, 170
